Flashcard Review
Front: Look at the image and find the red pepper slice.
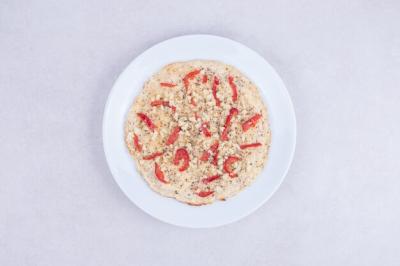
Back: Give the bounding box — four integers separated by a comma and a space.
199, 141, 218, 163
200, 151, 210, 161
173, 148, 190, 172
137, 113, 156, 132
210, 141, 219, 166
228, 76, 238, 102
183, 69, 201, 90
150, 100, 176, 112
143, 152, 164, 160
133, 133, 142, 152
202, 174, 221, 184
240, 143, 262, 149
221, 108, 239, 141
190, 97, 197, 107
202, 74, 208, 83
200, 122, 212, 137
154, 163, 168, 183
160, 82, 177, 87
242, 114, 262, 132
166, 126, 181, 145
212, 149, 219, 166
212, 76, 221, 107
210, 141, 219, 152
223, 156, 241, 177
197, 190, 214, 197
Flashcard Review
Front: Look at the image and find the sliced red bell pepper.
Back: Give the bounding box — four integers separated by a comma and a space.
221, 107, 239, 141
166, 126, 181, 145
183, 69, 201, 90
137, 113, 156, 132
223, 156, 241, 177
240, 143, 262, 149
143, 151, 164, 160
202, 174, 221, 184
228, 76, 238, 102
212, 149, 219, 166
160, 82, 177, 87
242, 114, 262, 132
200, 122, 212, 137
197, 190, 214, 197
199, 141, 219, 164
133, 133, 142, 152
150, 100, 176, 112
210, 141, 219, 166
173, 148, 190, 172
190, 97, 197, 107
154, 163, 168, 183
202, 74, 208, 83
200, 151, 210, 161
210, 141, 219, 152
212, 76, 221, 107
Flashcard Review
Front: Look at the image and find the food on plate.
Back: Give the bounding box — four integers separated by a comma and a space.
124, 60, 271, 205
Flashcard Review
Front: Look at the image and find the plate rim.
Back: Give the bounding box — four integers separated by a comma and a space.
102, 34, 297, 228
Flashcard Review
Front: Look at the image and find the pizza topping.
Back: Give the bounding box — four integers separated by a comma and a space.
202, 74, 208, 83
197, 190, 214, 197
242, 114, 262, 132
173, 148, 190, 172
133, 133, 142, 152
228, 76, 238, 102
210, 141, 219, 166
155, 163, 168, 183
166, 126, 181, 145
183, 69, 201, 90
223, 156, 241, 177
160, 82, 177, 87
200, 151, 210, 161
210, 141, 219, 152
221, 107, 239, 141
190, 97, 197, 107
199, 141, 219, 164
143, 151, 164, 160
240, 143, 262, 149
194, 112, 200, 120
137, 113, 156, 132
151, 100, 176, 112
212, 149, 219, 166
212, 76, 221, 107
200, 122, 212, 137
202, 174, 221, 184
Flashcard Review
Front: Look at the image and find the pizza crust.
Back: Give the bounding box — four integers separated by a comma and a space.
124, 60, 271, 205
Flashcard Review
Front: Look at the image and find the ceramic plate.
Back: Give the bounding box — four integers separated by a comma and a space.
103, 34, 296, 228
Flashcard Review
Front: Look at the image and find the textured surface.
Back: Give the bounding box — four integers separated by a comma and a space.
1, 0, 400, 265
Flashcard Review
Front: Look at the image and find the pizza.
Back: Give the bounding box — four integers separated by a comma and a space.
124, 60, 271, 205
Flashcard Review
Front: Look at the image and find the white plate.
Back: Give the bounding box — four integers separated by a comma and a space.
103, 35, 296, 228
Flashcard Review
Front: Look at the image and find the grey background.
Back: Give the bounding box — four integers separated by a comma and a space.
1, 0, 399, 265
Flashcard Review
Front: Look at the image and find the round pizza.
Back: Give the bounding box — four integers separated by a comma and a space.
124, 60, 271, 205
